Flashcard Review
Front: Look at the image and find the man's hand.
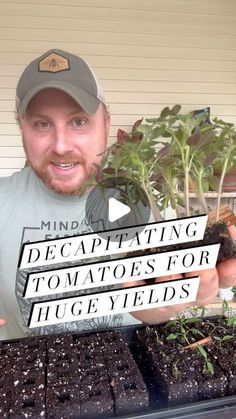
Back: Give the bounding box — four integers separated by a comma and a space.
215, 225, 236, 288
185, 225, 236, 305
0, 319, 5, 326
130, 224, 236, 324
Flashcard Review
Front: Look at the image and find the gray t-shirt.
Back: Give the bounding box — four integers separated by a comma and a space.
0, 167, 139, 340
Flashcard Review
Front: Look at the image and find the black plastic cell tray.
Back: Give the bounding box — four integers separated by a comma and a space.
115, 324, 236, 419
1, 323, 236, 419
106, 396, 236, 419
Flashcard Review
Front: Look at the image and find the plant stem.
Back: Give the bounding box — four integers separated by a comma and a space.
184, 163, 190, 217
197, 170, 208, 213
181, 146, 191, 217
143, 181, 163, 222
169, 183, 179, 218
216, 156, 229, 221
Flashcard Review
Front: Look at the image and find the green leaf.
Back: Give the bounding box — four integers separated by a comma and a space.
160, 106, 171, 118
227, 315, 236, 326
164, 320, 178, 328
222, 299, 229, 312
145, 117, 161, 123
184, 318, 200, 324
170, 104, 181, 116
166, 333, 179, 340
206, 361, 214, 375
190, 328, 205, 338
162, 130, 173, 138
222, 335, 233, 341
202, 178, 210, 193
197, 345, 207, 358
137, 124, 152, 135
174, 127, 185, 144
149, 125, 166, 140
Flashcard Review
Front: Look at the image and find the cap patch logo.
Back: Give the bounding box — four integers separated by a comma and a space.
38, 53, 70, 73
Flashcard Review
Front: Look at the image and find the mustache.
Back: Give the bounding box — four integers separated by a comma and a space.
47, 152, 86, 165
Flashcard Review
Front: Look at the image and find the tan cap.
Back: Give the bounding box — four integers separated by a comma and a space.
16, 49, 107, 117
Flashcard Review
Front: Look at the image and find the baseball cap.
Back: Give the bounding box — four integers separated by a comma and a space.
16, 48, 107, 117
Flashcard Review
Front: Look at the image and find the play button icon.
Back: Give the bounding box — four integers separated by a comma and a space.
85, 176, 151, 243
108, 198, 130, 222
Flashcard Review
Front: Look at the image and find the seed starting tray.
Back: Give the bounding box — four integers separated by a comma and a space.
0, 326, 236, 419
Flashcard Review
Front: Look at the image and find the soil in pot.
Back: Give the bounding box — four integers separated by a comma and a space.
132, 317, 236, 408
0, 330, 150, 418
206, 335, 236, 396
138, 205, 236, 264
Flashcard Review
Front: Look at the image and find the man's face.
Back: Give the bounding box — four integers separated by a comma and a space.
19, 88, 110, 195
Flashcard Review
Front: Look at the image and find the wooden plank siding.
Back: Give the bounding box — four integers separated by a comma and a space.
0, 0, 236, 176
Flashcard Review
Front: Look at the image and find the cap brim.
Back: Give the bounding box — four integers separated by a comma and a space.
18, 80, 101, 117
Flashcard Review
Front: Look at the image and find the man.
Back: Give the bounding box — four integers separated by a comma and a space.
0, 48, 236, 340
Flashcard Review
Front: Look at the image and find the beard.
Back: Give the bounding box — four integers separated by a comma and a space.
25, 150, 96, 196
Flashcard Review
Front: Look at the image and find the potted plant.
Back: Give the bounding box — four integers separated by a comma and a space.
93, 107, 236, 411
98, 104, 236, 262
136, 105, 236, 222
210, 118, 236, 193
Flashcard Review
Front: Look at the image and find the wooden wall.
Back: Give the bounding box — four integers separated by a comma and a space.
0, 0, 236, 176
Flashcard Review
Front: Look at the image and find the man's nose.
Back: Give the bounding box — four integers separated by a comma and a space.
52, 128, 73, 155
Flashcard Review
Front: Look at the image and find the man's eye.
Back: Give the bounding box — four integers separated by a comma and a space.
72, 118, 86, 127
35, 121, 50, 129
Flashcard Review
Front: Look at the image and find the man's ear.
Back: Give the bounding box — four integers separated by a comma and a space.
104, 111, 111, 144
105, 111, 111, 135
15, 111, 22, 130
